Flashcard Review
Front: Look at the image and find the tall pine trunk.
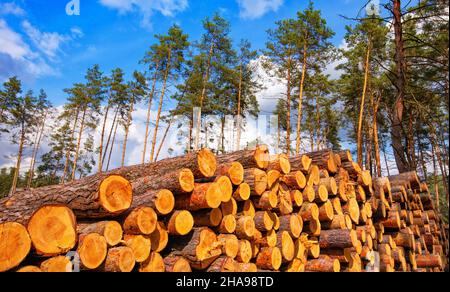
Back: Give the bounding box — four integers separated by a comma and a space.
286, 54, 292, 155
357, 38, 371, 166
71, 107, 87, 181
102, 108, 119, 165
121, 96, 135, 167
236, 65, 243, 151
188, 116, 193, 153
295, 39, 308, 155
418, 135, 428, 181
106, 117, 119, 172
391, 0, 410, 173
150, 48, 172, 163
194, 43, 214, 151
10, 127, 25, 195
315, 95, 320, 151
371, 93, 382, 177
98, 101, 111, 173
431, 142, 440, 208
27, 111, 47, 189
62, 108, 80, 184
142, 66, 159, 164
155, 118, 173, 162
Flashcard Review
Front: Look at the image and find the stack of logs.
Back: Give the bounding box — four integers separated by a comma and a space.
0, 146, 448, 272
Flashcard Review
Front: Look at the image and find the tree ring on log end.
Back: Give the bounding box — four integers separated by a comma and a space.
206, 183, 222, 209
174, 211, 194, 236
179, 169, 195, 193
255, 145, 270, 169
216, 176, 233, 202
99, 175, 132, 213
0, 222, 31, 272
79, 233, 107, 269
27, 205, 76, 256
229, 162, 244, 185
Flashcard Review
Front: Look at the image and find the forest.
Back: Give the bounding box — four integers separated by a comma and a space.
0, 0, 448, 221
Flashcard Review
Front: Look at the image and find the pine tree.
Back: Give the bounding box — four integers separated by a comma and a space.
149, 25, 189, 162
121, 71, 147, 167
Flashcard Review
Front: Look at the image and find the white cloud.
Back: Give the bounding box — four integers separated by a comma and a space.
0, 2, 26, 16
99, 0, 188, 28
236, 0, 283, 20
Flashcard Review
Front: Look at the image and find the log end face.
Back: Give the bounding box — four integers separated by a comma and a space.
118, 247, 136, 272
137, 207, 158, 235
216, 176, 233, 203
229, 162, 244, 185
79, 233, 107, 269
206, 183, 223, 209
27, 205, 76, 256
104, 221, 123, 246
198, 149, 217, 178
174, 210, 194, 236
179, 169, 195, 193
279, 154, 291, 174
0, 222, 31, 272
255, 144, 270, 169
99, 175, 133, 214
155, 189, 175, 216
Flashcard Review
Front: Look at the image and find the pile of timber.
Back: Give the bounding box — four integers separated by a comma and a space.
0, 146, 447, 272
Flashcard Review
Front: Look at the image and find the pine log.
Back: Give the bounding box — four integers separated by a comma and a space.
0, 174, 132, 222
244, 168, 268, 196
0, 222, 31, 272
302, 185, 316, 203
163, 254, 192, 272
320, 177, 338, 195
319, 229, 359, 249
276, 231, 295, 262
290, 190, 303, 207
27, 205, 77, 256
278, 214, 302, 239
305, 255, 340, 272
236, 239, 253, 263
233, 183, 251, 201
299, 202, 319, 222
207, 256, 236, 272
167, 210, 194, 236
318, 200, 334, 222
194, 208, 222, 227
252, 190, 278, 210
218, 215, 236, 234
282, 171, 306, 189
124, 234, 151, 263
307, 165, 320, 186
217, 234, 239, 259
78, 233, 108, 269
253, 211, 274, 232
342, 198, 360, 224
215, 162, 244, 186
307, 150, 338, 173
235, 215, 255, 239
149, 222, 168, 252
129, 189, 174, 216
289, 154, 312, 173
169, 227, 221, 270
313, 185, 329, 203
304, 218, 321, 237
217, 145, 270, 170
267, 170, 281, 189
221, 198, 238, 216
132, 169, 194, 196
175, 183, 222, 211
139, 252, 165, 272
268, 154, 291, 174
256, 247, 282, 270
77, 221, 122, 247
123, 206, 158, 235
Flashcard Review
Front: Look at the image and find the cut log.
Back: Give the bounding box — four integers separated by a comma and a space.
342, 198, 360, 224
1, 174, 132, 223
256, 247, 282, 270
305, 255, 340, 272
0, 222, 31, 272
319, 229, 358, 249
40, 256, 72, 272
167, 210, 194, 236
130, 189, 174, 216
124, 234, 151, 263
78, 233, 107, 269
175, 183, 222, 211
236, 239, 253, 263
299, 202, 319, 222
357, 170, 373, 187
139, 252, 165, 272
163, 254, 192, 272
235, 262, 258, 272
132, 169, 194, 196
218, 215, 236, 234
321, 214, 352, 230
313, 185, 329, 203
267, 170, 281, 189
244, 168, 268, 196
217, 234, 239, 259
170, 227, 221, 270
215, 176, 233, 202
149, 222, 168, 252
255, 229, 278, 248
242, 200, 256, 218
307, 165, 320, 186
221, 198, 238, 216
319, 177, 338, 195
302, 185, 316, 203
123, 206, 157, 235
194, 208, 222, 227
304, 218, 321, 237
415, 254, 443, 269
207, 256, 236, 272
215, 162, 244, 186
276, 231, 295, 262
290, 190, 303, 207
289, 154, 312, 173
268, 154, 291, 174
27, 205, 77, 256
252, 191, 278, 210
235, 216, 255, 239
217, 145, 270, 170
286, 258, 305, 272
282, 171, 306, 189
101, 247, 135, 272
254, 211, 274, 232
307, 150, 338, 173
278, 214, 302, 239
233, 183, 251, 201
318, 201, 334, 222
77, 221, 122, 247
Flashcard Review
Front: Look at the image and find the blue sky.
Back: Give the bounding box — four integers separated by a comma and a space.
1, 0, 372, 106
